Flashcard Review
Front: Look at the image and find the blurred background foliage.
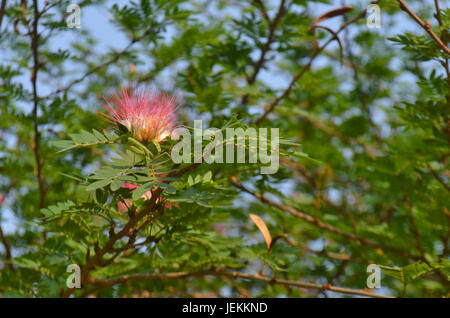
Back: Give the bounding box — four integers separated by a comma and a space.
0, 0, 449, 297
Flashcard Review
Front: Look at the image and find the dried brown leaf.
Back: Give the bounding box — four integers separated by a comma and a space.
313, 6, 353, 27
249, 214, 272, 250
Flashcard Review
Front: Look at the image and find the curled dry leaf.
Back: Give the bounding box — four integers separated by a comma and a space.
312, 6, 354, 27
249, 213, 272, 250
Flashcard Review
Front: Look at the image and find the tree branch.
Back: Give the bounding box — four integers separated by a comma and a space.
61, 163, 201, 297
397, 0, 450, 55
255, 9, 367, 124
30, 0, 45, 210
44, 27, 155, 99
230, 177, 419, 260
0, 0, 7, 33
427, 163, 450, 192
0, 222, 14, 272
248, 0, 286, 85
62, 187, 162, 297
239, 0, 287, 111
89, 270, 392, 298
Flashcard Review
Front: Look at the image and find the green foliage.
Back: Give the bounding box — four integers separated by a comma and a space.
52, 129, 120, 153
381, 260, 450, 285
0, 0, 449, 298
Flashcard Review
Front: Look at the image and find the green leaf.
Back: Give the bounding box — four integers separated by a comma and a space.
58, 172, 83, 182
41, 201, 75, 217
380, 260, 448, 284
110, 179, 122, 191
132, 182, 154, 200
54, 129, 119, 153
95, 189, 108, 204
85, 179, 112, 191
51, 140, 75, 149
203, 171, 212, 182
156, 181, 176, 194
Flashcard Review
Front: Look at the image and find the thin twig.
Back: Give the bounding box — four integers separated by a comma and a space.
61, 162, 201, 297
89, 270, 393, 298
30, 0, 45, 210
248, 0, 286, 85
239, 0, 287, 110
427, 163, 450, 192
43, 27, 154, 99
397, 0, 450, 55
230, 177, 418, 260
0, 0, 7, 33
255, 9, 367, 124
252, 0, 269, 22
434, 0, 442, 26
62, 187, 162, 297
0, 223, 14, 272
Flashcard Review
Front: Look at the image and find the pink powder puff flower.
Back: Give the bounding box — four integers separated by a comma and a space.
117, 182, 173, 213
102, 84, 182, 143
117, 182, 152, 213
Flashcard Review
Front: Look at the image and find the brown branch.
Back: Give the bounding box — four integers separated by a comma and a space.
44, 27, 155, 99
252, 0, 269, 22
434, 0, 442, 26
397, 0, 450, 55
30, 0, 45, 210
61, 163, 201, 297
0, 0, 7, 33
255, 9, 367, 124
0, 184, 15, 272
427, 163, 450, 192
37, 0, 61, 19
62, 188, 162, 297
0, 223, 14, 272
432, 2, 450, 145
440, 208, 450, 257
230, 178, 418, 260
220, 275, 252, 297
280, 157, 358, 226
239, 0, 287, 109
404, 197, 426, 260
248, 0, 286, 85
89, 270, 392, 298
279, 230, 351, 261
285, 110, 378, 158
